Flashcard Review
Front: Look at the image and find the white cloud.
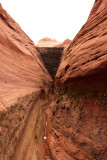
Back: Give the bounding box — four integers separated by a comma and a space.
0, 0, 95, 44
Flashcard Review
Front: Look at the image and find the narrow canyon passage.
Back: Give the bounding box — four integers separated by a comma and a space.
11, 90, 54, 160
0, 1, 107, 160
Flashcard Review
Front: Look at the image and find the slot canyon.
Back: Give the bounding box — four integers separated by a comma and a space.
0, 0, 107, 160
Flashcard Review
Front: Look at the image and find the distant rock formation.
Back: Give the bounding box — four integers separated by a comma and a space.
36, 37, 64, 80
62, 39, 71, 48
36, 37, 62, 47
56, 39, 71, 48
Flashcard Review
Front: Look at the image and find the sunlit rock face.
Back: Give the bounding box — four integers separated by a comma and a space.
46, 0, 107, 160
56, 0, 107, 84
36, 37, 62, 47
0, 3, 52, 160
88, 0, 106, 20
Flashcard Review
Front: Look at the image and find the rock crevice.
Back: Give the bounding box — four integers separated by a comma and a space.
37, 47, 63, 79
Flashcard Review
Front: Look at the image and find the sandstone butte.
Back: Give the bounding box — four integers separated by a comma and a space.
0, 0, 107, 160
36, 37, 62, 47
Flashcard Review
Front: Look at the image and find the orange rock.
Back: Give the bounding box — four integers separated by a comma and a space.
56, 0, 107, 84
0, 3, 52, 160
0, 3, 52, 108
46, 1, 107, 160
62, 39, 71, 48
55, 39, 71, 48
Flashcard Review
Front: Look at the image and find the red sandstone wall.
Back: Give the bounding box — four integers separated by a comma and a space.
46, 1, 107, 160
0, 4, 52, 160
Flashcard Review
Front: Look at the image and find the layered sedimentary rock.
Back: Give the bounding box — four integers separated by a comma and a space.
37, 38, 71, 79
0, 4, 52, 160
56, 1, 107, 84
37, 47, 63, 79
0, 0, 107, 160
46, 0, 107, 160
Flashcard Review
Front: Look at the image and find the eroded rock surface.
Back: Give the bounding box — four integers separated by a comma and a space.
0, 4, 52, 160
56, 0, 107, 84
46, 1, 107, 160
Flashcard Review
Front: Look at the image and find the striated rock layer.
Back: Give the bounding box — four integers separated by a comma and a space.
56, 0, 107, 84
0, 4, 52, 160
46, 1, 107, 160
37, 47, 64, 79
0, 1, 107, 160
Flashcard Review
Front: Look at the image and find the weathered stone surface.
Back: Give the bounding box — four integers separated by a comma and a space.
0, 4, 52, 160
56, 0, 107, 84
46, 1, 107, 160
